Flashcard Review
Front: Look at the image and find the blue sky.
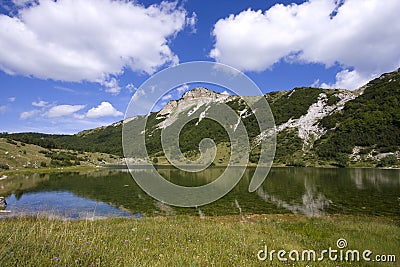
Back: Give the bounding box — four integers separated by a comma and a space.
0, 0, 399, 134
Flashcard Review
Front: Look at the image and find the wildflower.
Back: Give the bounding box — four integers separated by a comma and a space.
125, 240, 129, 243
145, 237, 150, 241
51, 257, 60, 261
74, 259, 79, 263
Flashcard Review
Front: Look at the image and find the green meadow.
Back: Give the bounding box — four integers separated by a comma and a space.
0, 215, 398, 266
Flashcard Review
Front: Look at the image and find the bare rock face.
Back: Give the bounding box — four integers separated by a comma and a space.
0, 197, 7, 210
159, 88, 231, 116
181, 87, 220, 100
159, 100, 178, 115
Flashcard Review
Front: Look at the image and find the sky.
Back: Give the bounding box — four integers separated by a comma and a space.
0, 0, 399, 134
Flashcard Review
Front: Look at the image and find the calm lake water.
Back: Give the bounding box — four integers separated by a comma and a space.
1, 167, 399, 219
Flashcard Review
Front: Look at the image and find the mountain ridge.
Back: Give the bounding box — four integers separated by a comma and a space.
2, 68, 400, 168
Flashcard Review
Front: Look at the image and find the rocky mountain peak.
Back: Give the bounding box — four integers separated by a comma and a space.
159, 87, 231, 116
182, 87, 221, 100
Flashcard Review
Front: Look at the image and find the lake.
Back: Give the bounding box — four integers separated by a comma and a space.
1, 167, 399, 219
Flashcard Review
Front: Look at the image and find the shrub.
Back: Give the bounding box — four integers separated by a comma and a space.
377, 155, 398, 167
286, 159, 306, 167
335, 153, 349, 168
0, 163, 9, 170
6, 139, 17, 145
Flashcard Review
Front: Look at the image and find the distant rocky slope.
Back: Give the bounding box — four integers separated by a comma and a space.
2, 69, 400, 168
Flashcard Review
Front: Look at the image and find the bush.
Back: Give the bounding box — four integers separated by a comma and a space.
40, 162, 47, 167
327, 94, 341, 106
50, 159, 73, 167
6, 139, 17, 145
377, 155, 398, 167
286, 159, 306, 167
335, 153, 349, 168
359, 147, 372, 155
0, 163, 9, 170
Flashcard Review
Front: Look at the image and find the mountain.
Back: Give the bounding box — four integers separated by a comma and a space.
2, 69, 400, 168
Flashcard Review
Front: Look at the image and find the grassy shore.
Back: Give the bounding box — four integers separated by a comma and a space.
0, 165, 103, 176
0, 214, 398, 266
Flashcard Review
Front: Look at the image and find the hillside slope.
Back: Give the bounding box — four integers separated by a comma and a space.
0, 138, 122, 171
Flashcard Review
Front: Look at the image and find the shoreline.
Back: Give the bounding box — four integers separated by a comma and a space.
0, 165, 104, 176
2, 164, 400, 176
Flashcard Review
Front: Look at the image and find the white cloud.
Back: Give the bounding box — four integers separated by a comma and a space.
20, 109, 39, 119
46, 104, 85, 118
186, 12, 197, 33
210, 0, 400, 89
311, 79, 320, 88
125, 83, 136, 93
0, 0, 188, 84
8, 97, 16, 102
0, 105, 6, 114
132, 88, 146, 103
176, 84, 189, 93
102, 77, 120, 95
221, 90, 230, 95
32, 100, 48, 107
320, 69, 367, 89
161, 94, 173, 101
12, 0, 35, 7
86, 102, 123, 118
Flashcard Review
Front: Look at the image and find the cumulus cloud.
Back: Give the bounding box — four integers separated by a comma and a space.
86, 102, 123, 118
32, 100, 48, 107
0, 0, 188, 85
21, 101, 122, 121
102, 77, 121, 95
320, 69, 367, 89
20, 109, 39, 119
46, 104, 85, 118
210, 0, 400, 89
8, 97, 16, 102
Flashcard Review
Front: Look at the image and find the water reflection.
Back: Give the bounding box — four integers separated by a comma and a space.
257, 177, 330, 217
0, 167, 399, 218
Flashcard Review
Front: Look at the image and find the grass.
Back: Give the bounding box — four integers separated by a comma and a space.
0, 165, 102, 177
0, 137, 122, 174
0, 214, 398, 266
